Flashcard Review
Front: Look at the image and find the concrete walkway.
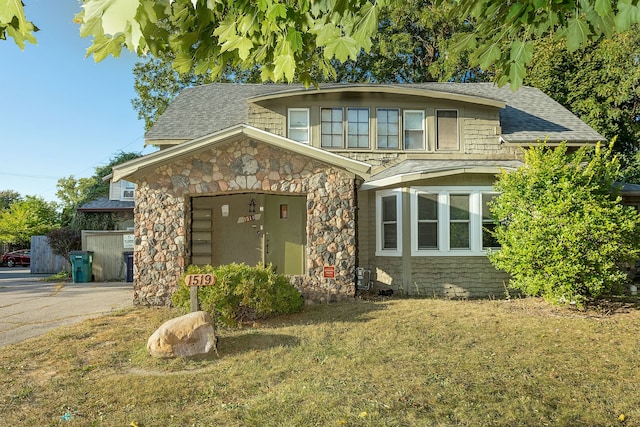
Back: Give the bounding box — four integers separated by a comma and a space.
0, 267, 133, 347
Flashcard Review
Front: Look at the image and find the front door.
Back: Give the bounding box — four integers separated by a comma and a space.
264, 195, 306, 275
190, 194, 306, 275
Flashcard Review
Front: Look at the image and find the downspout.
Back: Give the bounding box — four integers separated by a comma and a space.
352, 178, 359, 297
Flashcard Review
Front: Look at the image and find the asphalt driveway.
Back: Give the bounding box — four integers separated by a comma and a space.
0, 267, 133, 347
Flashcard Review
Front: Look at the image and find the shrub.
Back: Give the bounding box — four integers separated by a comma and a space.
172, 263, 304, 326
489, 142, 640, 305
46, 227, 81, 263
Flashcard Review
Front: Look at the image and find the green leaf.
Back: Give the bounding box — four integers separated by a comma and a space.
614, 1, 640, 32
86, 34, 125, 61
101, 0, 140, 35
257, 0, 271, 12
311, 21, 341, 47
0, 0, 26, 27
566, 16, 592, 51
323, 35, 358, 61
450, 32, 478, 53
213, 17, 237, 40
509, 39, 533, 64
474, 42, 502, 70
220, 35, 254, 60
5, 22, 36, 49
172, 52, 194, 74
274, 50, 296, 81
508, 61, 525, 90
286, 29, 303, 53
267, 3, 288, 21
594, 0, 613, 18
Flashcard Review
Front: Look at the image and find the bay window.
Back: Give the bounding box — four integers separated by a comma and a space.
411, 187, 498, 255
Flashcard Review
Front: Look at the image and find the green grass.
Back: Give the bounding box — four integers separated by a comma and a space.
1, 297, 639, 426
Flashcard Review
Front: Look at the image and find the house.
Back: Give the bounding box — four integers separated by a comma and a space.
76, 177, 136, 231
111, 83, 603, 306
76, 178, 137, 281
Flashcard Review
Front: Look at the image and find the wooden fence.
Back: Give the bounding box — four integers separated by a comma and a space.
30, 235, 69, 274
82, 230, 134, 281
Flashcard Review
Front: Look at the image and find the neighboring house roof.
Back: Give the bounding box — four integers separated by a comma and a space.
145, 83, 604, 144
619, 182, 640, 196
77, 197, 134, 212
114, 124, 371, 182
362, 159, 524, 189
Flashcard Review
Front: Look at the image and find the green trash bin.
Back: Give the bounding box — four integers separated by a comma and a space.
70, 251, 93, 283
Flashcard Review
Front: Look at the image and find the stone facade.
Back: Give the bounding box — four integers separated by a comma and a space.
132, 137, 358, 306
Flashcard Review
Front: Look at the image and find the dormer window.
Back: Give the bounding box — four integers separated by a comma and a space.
347, 108, 370, 148
377, 108, 400, 149
321, 107, 371, 149
121, 180, 136, 200
403, 110, 425, 150
288, 108, 310, 144
321, 108, 343, 148
436, 110, 459, 151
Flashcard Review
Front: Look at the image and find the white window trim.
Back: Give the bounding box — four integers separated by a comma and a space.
287, 108, 310, 144
410, 186, 495, 256
120, 180, 136, 201
403, 110, 426, 150
375, 189, 403, 257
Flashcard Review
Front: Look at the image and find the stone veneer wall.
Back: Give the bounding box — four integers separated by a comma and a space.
133, 137, 358, 306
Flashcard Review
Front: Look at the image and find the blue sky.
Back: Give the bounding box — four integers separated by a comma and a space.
0, 0, 156, 203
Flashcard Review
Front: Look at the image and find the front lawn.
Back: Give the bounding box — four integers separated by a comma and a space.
1, 297, 638, 426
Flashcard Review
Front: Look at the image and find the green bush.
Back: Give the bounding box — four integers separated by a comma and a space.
489, 142, 640, 306
172, 263, 304, 326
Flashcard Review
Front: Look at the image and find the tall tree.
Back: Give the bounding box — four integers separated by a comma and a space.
0, 196, 60, 246
56, 151, 141, 228
525, 29, 640, 157
0, 190, 22, 211
6, 1, 640, 89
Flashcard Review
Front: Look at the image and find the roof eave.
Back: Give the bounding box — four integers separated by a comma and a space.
249, 85, 506, 109
361, 166, 517, 190
113, 125, 371, 182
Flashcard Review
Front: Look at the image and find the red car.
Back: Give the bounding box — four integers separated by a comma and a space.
2, 249, 30, 267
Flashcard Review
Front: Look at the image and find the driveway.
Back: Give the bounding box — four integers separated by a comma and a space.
0, 267, 133, 347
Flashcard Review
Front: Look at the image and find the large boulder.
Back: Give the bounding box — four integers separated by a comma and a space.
147, 311, 218, 358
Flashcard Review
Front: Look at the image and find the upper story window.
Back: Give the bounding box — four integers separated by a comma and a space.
403, 110, 425, 150
321, 108, 343, 148
121, 180, 136, 200
288, 108, 310, 144
289, 105, 459, 152
377, 108, 400, 149
347, 108, 370, 148
321, 107, 371, 149
436, 110, 459, 151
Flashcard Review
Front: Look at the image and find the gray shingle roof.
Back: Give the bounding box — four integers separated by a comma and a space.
368, 159, 524, 182
77, 197, 134, 212
146, 83, 603, 144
